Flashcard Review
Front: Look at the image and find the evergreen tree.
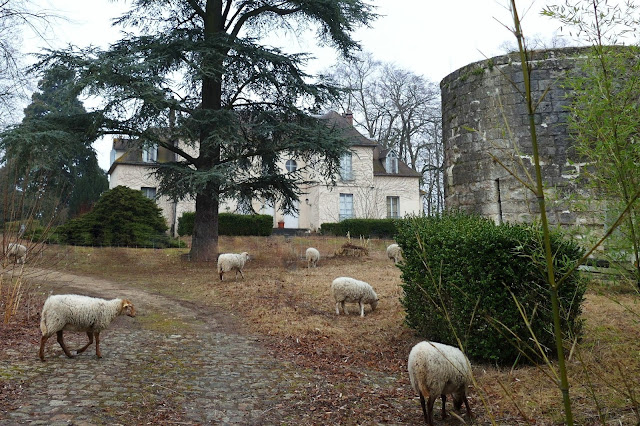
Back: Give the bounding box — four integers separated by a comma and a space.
33, 0, 376, 261
0, 69, 107, 222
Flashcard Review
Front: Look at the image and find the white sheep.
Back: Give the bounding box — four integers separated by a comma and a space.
331, 276, 379, 317
306, 247, 320, 268
408, 341, 472, 425
217, 252, 250, 281
38, 294, 136, 361
387, 243, 402, 264
6, 243, 27, 264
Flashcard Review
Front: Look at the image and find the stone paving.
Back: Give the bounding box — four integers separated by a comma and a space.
0, 269, 321, 425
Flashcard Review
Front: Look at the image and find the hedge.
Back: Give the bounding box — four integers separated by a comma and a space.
320, 218, 398, 238
178, 212, 273, 236
396, 212, 586, 365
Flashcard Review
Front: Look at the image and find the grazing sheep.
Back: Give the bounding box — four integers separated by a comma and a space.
217, 252, 250, 281
306, 247, 320, 268
408, 341, 472, 425
6, 243, 27, 264
39, 294, 136, 361
386, 243, 402, 264
331, 276, 379, 317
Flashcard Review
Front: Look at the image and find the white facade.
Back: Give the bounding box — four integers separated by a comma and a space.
107, 112, 423, 235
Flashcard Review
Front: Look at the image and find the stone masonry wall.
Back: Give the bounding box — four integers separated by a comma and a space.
441, 47, 603, 229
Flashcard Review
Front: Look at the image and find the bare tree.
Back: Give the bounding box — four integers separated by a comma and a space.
0, 0, 54, 126
324, 53, 444, 214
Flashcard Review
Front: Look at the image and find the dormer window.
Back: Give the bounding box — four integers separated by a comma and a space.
385, 150, 398, 174
142, 145, 158, 163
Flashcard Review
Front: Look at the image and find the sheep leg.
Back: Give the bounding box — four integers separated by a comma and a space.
95, 332, 102, 358
39, 335, 49, 361
419, 394, 428, 425
56, 330, 75, 358
359, 301, 365, 317
440, 394, 447, 418
463, 394, 472, 418
335, 302, 341, 315
219, 271, 224, 281
238, 269, 245, 280
426, 394, 437, 425
341, 301, 347, 315
75, 331, 94, 354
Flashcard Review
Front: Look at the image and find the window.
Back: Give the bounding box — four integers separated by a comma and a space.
141, 187, 157, 200
285, 159, 297, 172
386, 196, 400, 218
339, 193, 354, 221
340, 152, 353, 181
142, 145, 158, 163
385, 150, 398, 174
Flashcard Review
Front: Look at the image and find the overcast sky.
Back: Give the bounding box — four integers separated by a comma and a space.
28, 1, 569, 170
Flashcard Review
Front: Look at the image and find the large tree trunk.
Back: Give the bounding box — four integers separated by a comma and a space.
190, 191, 219, 261
189, 0, 223, 262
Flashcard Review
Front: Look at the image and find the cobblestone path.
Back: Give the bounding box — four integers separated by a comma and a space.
1, 270, 320, 425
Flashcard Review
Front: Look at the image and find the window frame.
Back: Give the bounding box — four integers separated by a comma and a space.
142, 145, 158, 163
339, 152, 353, 181
385, 150, 399, 174
386, 196, 400, 218
285, 159, 297, 173
141, 187, 157, 200
339, 193, 354, 221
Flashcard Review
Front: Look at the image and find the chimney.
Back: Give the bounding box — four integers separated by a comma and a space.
343, 110, 353, 126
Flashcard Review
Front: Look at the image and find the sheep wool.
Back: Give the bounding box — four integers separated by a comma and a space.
408, 341, 472, 425
7, 243, 27, 264
217, 252, 250, 281
305, 247, 320, 268
386, 243, 402, 264
39, 294, 136, 361
331, 277, 379, 317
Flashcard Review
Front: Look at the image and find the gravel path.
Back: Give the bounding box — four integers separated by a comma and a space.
1, 269, 321, 425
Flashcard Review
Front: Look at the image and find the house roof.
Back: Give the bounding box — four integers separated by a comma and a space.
316, 111, 378, 147
372, 145, 422, 178
319, 111, 421, 178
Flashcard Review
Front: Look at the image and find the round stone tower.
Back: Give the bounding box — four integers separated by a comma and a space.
440, 47, 600, 228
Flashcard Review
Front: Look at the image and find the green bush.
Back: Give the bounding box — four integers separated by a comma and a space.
57, 186, 181, 248
219, 213, 273, 236
320, 218, 398, 238
396, 212, 586, 365
178, 212, 195, 237
178, 212, 273, 236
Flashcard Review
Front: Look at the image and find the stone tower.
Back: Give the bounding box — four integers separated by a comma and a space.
440, 47, 603, 229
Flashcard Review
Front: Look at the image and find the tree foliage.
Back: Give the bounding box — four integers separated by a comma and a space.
33, 0, 376, 261
545, 1, 640, 288
323, 52, 443, 214
0, 69, 107, 222
58, 185, 173, 248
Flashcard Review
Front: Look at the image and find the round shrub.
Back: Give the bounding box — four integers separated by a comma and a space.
58, 186, 176, 248
397, 212, 586, 365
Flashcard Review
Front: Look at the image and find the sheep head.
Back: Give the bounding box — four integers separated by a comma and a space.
121, 299, 136, 317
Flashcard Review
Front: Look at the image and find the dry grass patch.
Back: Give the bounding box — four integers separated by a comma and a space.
25, 236, 640, 424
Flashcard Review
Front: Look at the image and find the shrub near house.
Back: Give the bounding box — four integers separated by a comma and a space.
178, 212, 273, 237
57, 186, 180, 248
397, 212, 586, 365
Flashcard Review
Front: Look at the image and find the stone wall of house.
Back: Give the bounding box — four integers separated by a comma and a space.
441, 46, 604, 229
